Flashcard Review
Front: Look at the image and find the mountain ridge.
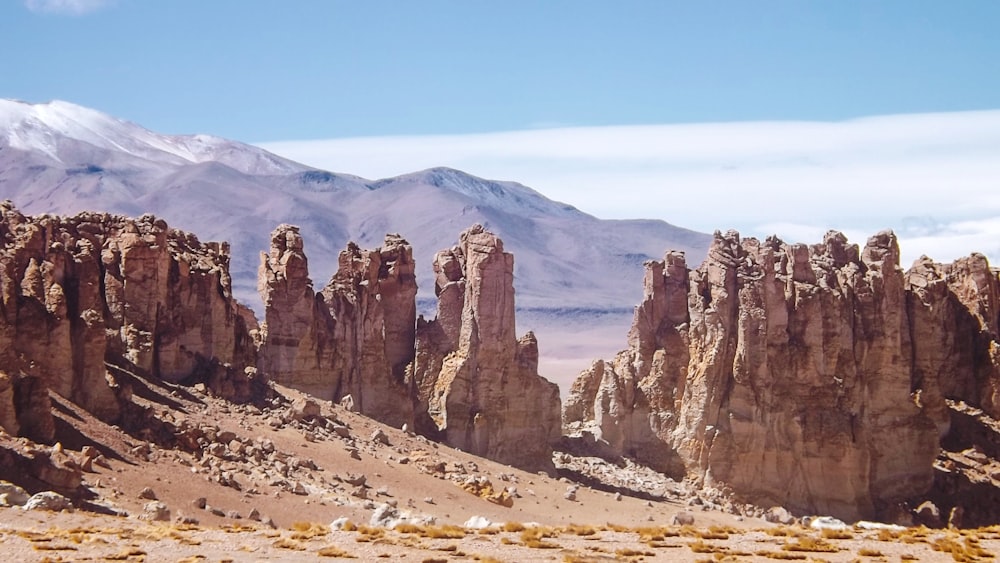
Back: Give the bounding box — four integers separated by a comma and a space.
0, 98, 710, 312
0, 99, 712, 387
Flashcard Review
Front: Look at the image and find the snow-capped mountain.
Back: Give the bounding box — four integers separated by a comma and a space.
0, 100, 711, 386
0, 99, 303, 175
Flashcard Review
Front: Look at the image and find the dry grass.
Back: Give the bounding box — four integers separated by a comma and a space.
755, 550, 808, 560
697, 525, 731, 540
563, 523, 599, 536
931, 534, 996, 562
32, 543, 79, 551
858, 547, 885, 557
272, 537, 306, 551
425, 525, 467, 539
782, 536, 839, 553
354, 525, 386, 543
616, 547, 656, 557
821, 528, 854, 540
638, 525, 682, 541
502, 521, 526, 532
104, 548, 148, 560
766, 525, 803, 537
689, 540, 724, 554
317, 545, 356, 558
290, 521, 330, 540
393, 523, 466, 539
520, 526, 561, 549
877, 528, 902, 542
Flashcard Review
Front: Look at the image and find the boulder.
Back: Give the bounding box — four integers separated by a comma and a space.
0, 480, 29, 506
141, 501, 171, 522
23, 491, 72, 512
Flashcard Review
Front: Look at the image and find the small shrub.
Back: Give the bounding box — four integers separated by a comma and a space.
782, 536, 839, 553
317, 545, 356, 558
272, 538, 306, 551
616, 547, 655, 557
821, 528, 853, 540
290, 521, 329, 540
423, 525, 466, 539
755, 550, 807, 560
564, 523, 598, 536
502, 521, 526, 532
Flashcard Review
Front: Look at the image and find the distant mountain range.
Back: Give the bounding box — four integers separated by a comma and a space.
0, 99, 711, 385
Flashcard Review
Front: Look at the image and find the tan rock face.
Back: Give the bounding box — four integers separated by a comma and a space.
409, 225, 561, 471
907, 253, 1000, 427
258, 228, 416, 428
0, 203, 258, 441
565, 229, 944, 521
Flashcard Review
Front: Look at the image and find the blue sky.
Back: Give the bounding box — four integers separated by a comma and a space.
4, 1, 998, 140
4, 0, 1000, 264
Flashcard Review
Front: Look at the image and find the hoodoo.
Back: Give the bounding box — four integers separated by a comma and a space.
564, 229, 946, 521
258, 226, 417, 428
408, 224, 562, 471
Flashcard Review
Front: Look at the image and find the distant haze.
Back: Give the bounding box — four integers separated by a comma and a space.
260, 109, 1000, 269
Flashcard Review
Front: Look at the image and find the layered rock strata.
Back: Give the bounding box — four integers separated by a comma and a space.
258, 226, 416, 427
564, 229, 944, 520
0, 202, 258, 441
408, 224, 561, 471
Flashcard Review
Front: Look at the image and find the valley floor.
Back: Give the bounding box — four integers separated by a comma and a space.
1, 506, 997, 562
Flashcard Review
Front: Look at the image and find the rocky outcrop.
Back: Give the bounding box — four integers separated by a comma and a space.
564, 230, 943, 521
258, 226, 416, 427
0, 202, 259, 441
259, 224, 560, 469
408, 225, 561, 471
907, 253, 1000, 428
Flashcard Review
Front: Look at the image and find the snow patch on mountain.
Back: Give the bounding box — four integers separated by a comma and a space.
0, 99, 305, 175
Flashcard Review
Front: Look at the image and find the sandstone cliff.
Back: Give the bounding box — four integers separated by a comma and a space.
0, 202, 258, 442
564, 229, 946, 521
257, 226, 416, 428
408, 225, 561, 471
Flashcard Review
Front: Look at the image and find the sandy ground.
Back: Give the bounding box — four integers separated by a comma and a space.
3, 375, 998, 561
2, 506, 998, 561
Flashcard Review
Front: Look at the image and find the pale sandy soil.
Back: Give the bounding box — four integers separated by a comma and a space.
2, 507, 998, 561
4, 377, 997, 561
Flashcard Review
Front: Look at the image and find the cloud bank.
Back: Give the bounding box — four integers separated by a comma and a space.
24, 0, 113, 15
258, 110, 1000, 268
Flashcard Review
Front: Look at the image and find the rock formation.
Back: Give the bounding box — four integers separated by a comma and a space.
564, 229, 945, 521
907, 253, 1000, 428
258, 226, 417, 428
0, 202, 258, 442
408, 224, 561, 471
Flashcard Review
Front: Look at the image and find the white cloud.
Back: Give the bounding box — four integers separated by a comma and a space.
258, 109, 1000, 267
24, 0, 114, 15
